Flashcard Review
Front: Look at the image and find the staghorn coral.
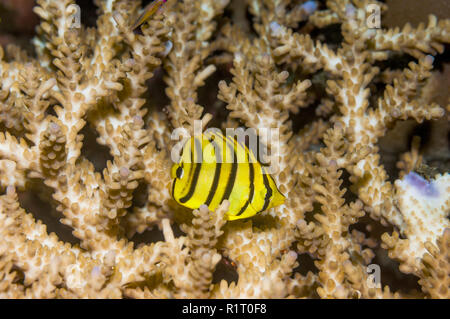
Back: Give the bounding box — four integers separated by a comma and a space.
0, 0, 449, 299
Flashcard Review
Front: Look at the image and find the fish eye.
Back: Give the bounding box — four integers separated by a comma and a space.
176, 166, 184, 179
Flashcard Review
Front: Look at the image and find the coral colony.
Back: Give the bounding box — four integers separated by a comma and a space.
0, 0, 449, 298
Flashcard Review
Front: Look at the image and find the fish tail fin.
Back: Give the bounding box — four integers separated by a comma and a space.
131, 0, 164, 30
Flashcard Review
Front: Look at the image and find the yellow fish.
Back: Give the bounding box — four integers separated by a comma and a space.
131, 0, 167, 30
171, 130, 285, 220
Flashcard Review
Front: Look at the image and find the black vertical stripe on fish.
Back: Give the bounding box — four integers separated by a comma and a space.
180, 138, 203, 203
204, 138, 221, 206
236, 159, 255, 216
220, 138, 238, 204
259, 170, 272, 212
171, 179, 177, 199
194, 136, 203, 163
180, 139, 196, 195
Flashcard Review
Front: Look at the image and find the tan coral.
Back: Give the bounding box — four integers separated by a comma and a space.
0, 0, 449, 299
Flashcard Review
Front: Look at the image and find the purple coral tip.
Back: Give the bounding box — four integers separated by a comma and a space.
119, 167, 130, 178
6, 186, 15, 195
297, 219, 307, 228
288, 251, 298, 260
91, 266, 101, 277
424, 55, 434, 66
345, 4, 356, 18
49, 122, 60, 133
301, 1, 318, 15
404, 172, 439, 197
270, 21, 282, 37
329, 159, 337, 167
133, 115, 144, 126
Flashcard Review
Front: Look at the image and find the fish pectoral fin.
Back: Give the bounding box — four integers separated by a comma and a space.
227, 199, 259, 221
258, 187, 285, 210
228, 204, 258, 220
259, 188, 266, 200
248, 202, 260, 216
271, 190, 285, 207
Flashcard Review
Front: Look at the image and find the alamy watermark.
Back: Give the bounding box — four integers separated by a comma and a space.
68, 4, 81, 29
366, 264, 381, 289
366, 4, 381, 29
67, 2, 381, 30
170, 120, 280, 174
346, 3, 381, 29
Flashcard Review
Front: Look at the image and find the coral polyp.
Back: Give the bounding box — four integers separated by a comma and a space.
0, 0, 449, 298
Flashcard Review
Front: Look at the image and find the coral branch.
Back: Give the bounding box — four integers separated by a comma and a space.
0, 0, 449, 299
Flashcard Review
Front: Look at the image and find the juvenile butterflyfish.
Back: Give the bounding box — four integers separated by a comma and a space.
170, 130, 285, 220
